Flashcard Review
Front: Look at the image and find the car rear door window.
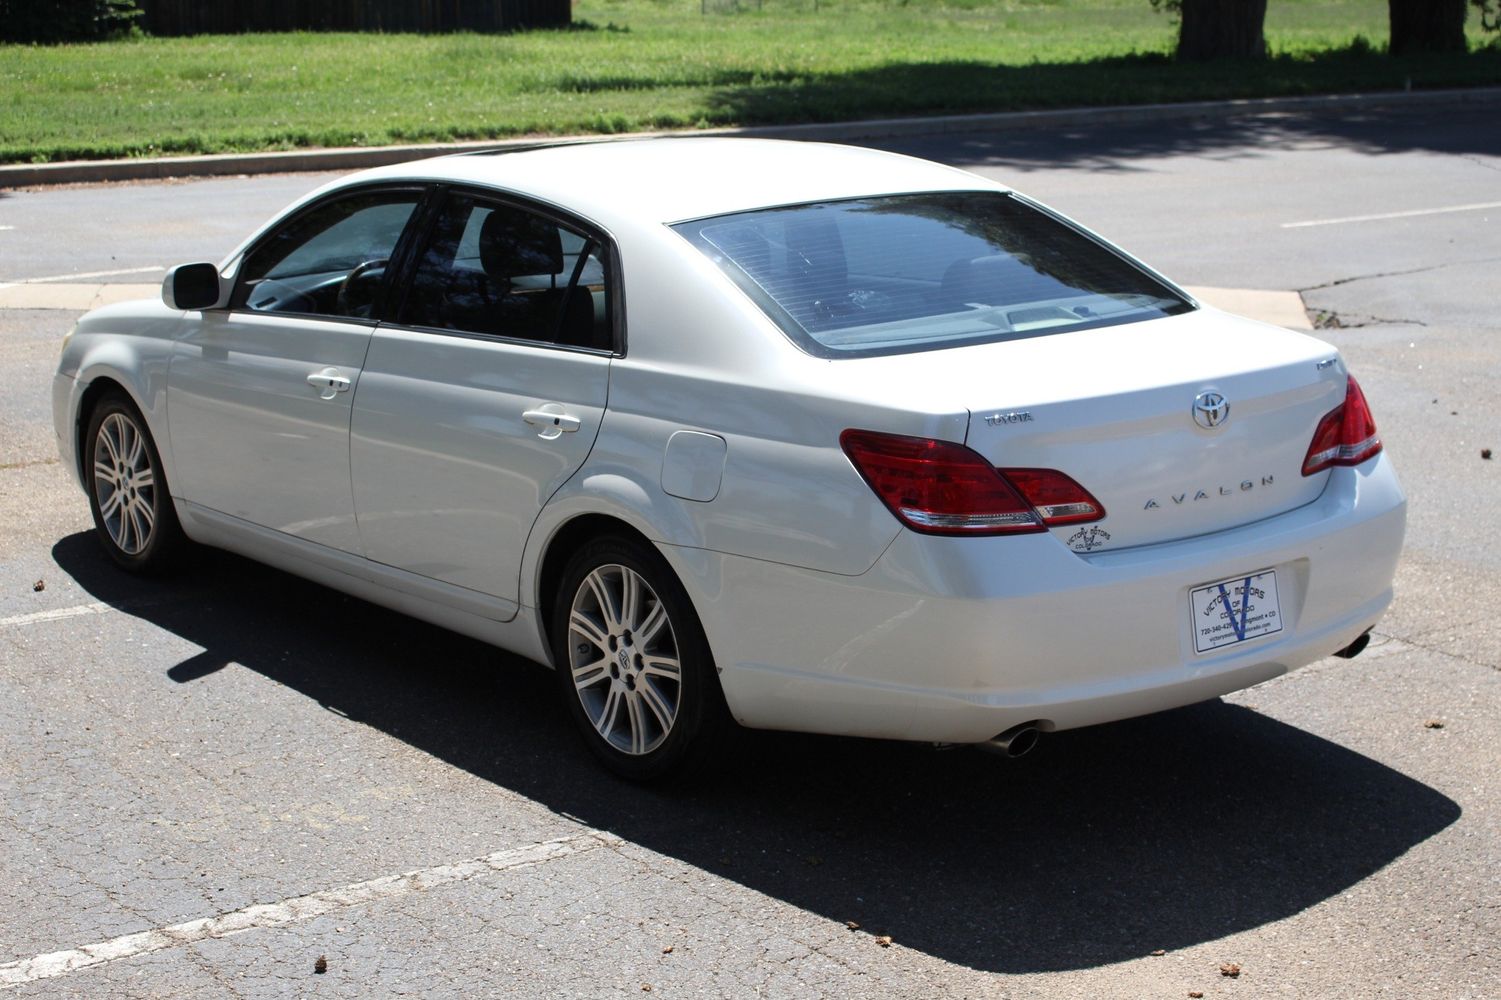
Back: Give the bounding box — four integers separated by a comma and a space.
673, 191, 1194, 357
398, 193, 612, 351
232, 190, 423, 320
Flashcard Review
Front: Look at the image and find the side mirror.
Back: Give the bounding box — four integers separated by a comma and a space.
162, 262, 228, 311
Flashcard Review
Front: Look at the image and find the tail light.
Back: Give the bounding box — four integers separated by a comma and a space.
1302, 375, 1382, 476
840, 429, 1104, 536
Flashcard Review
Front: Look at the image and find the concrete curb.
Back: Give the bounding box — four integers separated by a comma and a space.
4, 85, 1499, 189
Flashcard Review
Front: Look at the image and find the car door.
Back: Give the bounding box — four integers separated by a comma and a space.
350, 190, 615, 609
167, 186, 427, 553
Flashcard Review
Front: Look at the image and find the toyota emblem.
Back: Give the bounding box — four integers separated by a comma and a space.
1193, 391, 1230, 429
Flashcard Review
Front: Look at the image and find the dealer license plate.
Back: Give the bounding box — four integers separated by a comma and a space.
1190, 570, 1283, 653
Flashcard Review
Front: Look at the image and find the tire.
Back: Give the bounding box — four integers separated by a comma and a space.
551, 535, 728, 781
84, 392, 188, 574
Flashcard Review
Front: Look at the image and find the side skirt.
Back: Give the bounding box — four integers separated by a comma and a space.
174, 501, 554, 667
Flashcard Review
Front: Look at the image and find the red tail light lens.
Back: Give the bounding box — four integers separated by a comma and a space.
1003, 468, 1107, 526
840, 430, 1104, 536
1302, 375, 1383, 476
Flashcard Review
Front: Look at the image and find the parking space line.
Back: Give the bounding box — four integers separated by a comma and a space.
0, 602, 120, 630
0, 831, 616, 988
0, 265, 164, 290
0, 597, 187, 631
1281, 200, 1501, 228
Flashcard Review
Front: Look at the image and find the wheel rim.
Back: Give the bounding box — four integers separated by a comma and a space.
92, 412, 157, 556
567, 563, 682, 756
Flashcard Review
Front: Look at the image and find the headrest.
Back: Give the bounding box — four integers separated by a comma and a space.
480, 208, 565, 279
941, 254, 1033, 305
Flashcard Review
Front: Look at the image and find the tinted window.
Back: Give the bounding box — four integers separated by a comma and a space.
673, 192, 1193, 357
233, 191, 422, 319
399, 194, 611, 350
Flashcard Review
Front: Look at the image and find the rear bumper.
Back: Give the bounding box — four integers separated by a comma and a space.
665, 453, 1405, 743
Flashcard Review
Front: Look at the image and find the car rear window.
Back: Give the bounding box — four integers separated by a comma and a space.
672, 191, 1194, 357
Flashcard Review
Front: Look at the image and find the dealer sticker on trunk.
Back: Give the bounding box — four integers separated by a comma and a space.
1191, 570, 1283, 653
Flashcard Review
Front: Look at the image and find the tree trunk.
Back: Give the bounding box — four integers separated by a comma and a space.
1389, 0, 1468, 55
1177, 0, 1269, 61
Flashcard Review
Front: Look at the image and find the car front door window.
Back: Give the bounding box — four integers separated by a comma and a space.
234, 191, 422, 320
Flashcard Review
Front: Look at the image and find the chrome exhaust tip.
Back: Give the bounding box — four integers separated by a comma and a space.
978, 721, 1042, 759
1333, 629, 1373, 660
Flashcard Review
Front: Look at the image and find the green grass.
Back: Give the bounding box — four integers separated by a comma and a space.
1, 0, 1497, 164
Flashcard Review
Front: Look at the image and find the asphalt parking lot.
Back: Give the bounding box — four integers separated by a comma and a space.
1, 104, 1497, 998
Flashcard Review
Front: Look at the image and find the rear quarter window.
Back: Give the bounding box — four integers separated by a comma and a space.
672, 191, 1194, 358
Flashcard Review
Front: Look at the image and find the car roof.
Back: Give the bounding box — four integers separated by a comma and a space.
343, 137, 1007, 228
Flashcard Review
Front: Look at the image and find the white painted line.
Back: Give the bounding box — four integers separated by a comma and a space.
0, 282, 160, 310
0, 831, 614, 988
1282, 200, 1501, 229
0, 598, 177, 630
0, 226, 14, 232
0, 265, 164, 290
0, 602, 118, 629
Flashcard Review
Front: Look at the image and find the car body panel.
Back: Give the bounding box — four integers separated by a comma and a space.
350, 325, 610, 605
54, 298, 184, 492
177, 501, 546, 650
831, 308, 1343, 552
166, 310, 374, 552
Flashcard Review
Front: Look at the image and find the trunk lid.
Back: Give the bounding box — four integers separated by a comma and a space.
848, 309, 1346, 553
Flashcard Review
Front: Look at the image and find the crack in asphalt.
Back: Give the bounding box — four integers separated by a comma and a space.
1458, 153, 1501, 174
602, 839, 876, 980
1375, 630, 1501, 674
1312, 310, 1428, 329
0, 832, 617, 989
1299, 255, 1501, 293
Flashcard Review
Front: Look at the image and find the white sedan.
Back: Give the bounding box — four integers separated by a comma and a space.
53, 139, 1406, 779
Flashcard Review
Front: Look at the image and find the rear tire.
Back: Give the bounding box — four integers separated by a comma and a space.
551, 535, 727, 782
84, 392, 188, 574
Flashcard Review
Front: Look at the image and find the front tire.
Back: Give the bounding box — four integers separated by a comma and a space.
552, 535, 726, 781
84, 392, 188, 573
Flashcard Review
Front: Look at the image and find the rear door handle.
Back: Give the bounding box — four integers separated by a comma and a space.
523, 404, 582, 440
307, 368, 351, 400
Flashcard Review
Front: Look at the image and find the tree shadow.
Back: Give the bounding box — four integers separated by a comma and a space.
52, 532, 1460, 974
710, 52, 1501, 171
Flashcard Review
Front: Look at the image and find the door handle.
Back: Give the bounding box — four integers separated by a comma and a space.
523, 404, 582, 440
306, 368, 351, 400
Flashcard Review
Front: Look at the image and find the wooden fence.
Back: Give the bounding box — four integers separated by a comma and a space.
138, 0, 571, 35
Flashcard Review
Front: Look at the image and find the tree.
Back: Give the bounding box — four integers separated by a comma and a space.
1152, 0, 1269, 61
1477, 0, 1501, 32
0, 0, 139, 43
1389, 0, 1468, 55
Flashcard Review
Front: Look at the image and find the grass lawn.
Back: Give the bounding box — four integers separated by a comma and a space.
1, 0, 1497, 164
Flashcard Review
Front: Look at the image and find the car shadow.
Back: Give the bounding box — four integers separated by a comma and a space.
53, 532, 1460, 974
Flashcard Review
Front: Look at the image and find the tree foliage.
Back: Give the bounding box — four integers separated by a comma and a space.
0, 0, 140, 43
1474, 0, 1500, 32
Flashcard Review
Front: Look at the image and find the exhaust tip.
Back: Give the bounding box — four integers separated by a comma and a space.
1333, 629, 1373, 660
978, 721, 1042, 759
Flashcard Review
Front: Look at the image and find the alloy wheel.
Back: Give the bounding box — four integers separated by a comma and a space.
567, 563, 683, 756
92, 411, 157, 556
